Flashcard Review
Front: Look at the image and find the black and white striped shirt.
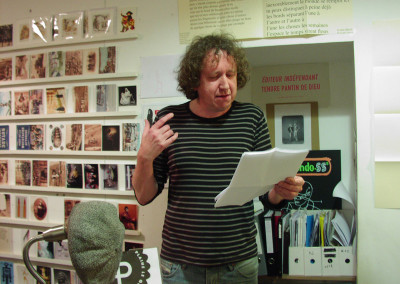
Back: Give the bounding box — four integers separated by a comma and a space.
153, 101, 271, 266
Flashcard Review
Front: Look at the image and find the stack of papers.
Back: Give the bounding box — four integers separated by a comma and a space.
331, 211, 351, 246
214, 148, 309, 207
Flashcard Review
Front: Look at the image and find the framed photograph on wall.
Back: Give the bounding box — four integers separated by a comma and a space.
14, 19, 31, 46
88, 7, 116, 38
54, 11, 84, 41
0, 58, 12, 81
31, 16, 52, 43
0, 24, 13, 47
266, 102, 319, 150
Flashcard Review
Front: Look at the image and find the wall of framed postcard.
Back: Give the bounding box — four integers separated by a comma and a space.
0, 0, 362, 283
0, 2, 158, 280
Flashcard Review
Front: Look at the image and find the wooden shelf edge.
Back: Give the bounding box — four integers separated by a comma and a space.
0, 72, 138, 87
0, 33, 139, 53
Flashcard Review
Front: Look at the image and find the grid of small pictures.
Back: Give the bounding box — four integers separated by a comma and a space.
3, 122, 139, 153
11, 45, 116, 81
0, 7, 137, 49
1, 83, 136, 118
0, 158, 135, 192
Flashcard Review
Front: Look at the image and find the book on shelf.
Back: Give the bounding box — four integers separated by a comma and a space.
47, 123, 65, 151
66, 124, 83, 151
96, 84, 117, 112
84, 164, 99, 189
0, 160, 8, 185
84, 124, 102, 151
0, 125, 9, 150
49, 161, 66, 187
66, 163, 83, 189
101, 164, 118, 190
0, 91, 11, 115
102, 125, 120, 151
15, 160, 31, 186
46, 87, 66, 114
29, 89, 44, 115
31, 196, 48, 222
122, 123, 140, 152
32, 160, 48, 187
14, 90, 29, 115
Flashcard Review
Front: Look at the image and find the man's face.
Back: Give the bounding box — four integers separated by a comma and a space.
194, 49, 237, 117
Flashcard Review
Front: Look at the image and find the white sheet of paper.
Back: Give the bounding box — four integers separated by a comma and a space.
374, 114, 400, 161
140, 54, 182, 99
214, 148, 309, 207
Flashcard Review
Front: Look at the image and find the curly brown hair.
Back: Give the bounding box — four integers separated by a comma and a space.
177, 33, 250, 100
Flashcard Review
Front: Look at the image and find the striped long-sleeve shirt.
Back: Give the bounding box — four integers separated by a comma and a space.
153, 101, 271, 266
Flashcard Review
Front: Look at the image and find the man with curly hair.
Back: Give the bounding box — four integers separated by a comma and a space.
133, 33, 304, 283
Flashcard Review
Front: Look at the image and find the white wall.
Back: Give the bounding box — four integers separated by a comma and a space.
1, 0, 399, 283
353, 1, 400, 283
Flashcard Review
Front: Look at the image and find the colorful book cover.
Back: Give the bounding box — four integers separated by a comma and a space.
37, 236, 54, 259
102, 125, 120, 151
16, 125, 31, 150
118, 203, 138, 231
0, 57, 12, 81
30, 53, 46, 79
66, 124, 82, 151
84, 164, 99, 189
47, 123, 65, 150
283, 150, 342, 211
64, 199, 81, 224
15, 195, 28, 219
29, 89, 44, 115
101, 164, 118, 190
46, 87, 66, 114
118, 85, 137, 106
30, 124, 45, 150
0, 24, 12, 47
65, 50, 83, 76
83, 48, 99, 75
54, 240, 70, 260
66, 163, 83, 189
14, 90, 29, 115
125, 164, 135, 191
0, 125, 9, 150
37, 266, 51, 283
99, 46, 116, 74
73, 85, 89, 112
49, 161, 66, 187
15, 54, 29, 80
84, 124, 102, 151
0, 91, 11, 115
0, 193, 11, 217
15, 160, 31, 186
48, 51, 65, 77
32, 160, 48, 187
96, 84, 116, 112
31, 196, 48, 221
0, 261, 14, 283
122, 123, 140, 151
0, 160, 8, 185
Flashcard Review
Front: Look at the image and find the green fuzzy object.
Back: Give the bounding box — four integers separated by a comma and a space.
68, 201, 125, 284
